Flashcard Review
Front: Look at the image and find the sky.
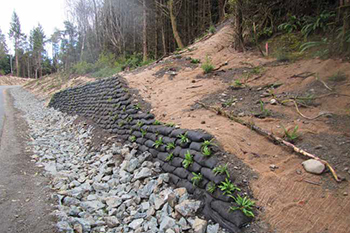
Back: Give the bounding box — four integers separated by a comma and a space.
0, 0, 67, 55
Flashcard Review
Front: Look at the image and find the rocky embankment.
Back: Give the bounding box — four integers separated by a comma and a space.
11, 87, 225, 233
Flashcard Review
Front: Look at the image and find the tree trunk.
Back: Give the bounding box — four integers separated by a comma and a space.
168, 0, 184, 49
218, 0, 225, 22
15, 48, 19, 77
234, 0, 244, 52
143, 0, 148, 62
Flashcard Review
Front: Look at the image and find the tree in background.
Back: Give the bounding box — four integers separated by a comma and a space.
0, 28, 10, 75
9, 11, 24, 77
30, 24, 46, 78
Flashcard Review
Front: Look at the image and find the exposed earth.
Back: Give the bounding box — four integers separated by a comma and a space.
9, 22, 350, 233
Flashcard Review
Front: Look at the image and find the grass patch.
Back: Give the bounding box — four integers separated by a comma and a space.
328, 71, 347, 82
201, 56, 214, 74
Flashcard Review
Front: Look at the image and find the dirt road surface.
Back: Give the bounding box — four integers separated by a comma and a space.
0, 87, 57, 233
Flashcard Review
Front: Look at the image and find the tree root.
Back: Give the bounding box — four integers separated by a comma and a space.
196, 101, 342, 182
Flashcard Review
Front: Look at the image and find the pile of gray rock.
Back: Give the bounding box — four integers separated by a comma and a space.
11, 87, 226, 233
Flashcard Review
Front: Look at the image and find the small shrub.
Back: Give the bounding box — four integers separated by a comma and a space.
213, 164, 230, 178
328, 72, 347, 82
153, 137, 164, 148
207, 182, 216, 193
278, 15, 301, 33
229, 194, 255, 218
165, 153, 174, 161
182, 150, 193, 169
208, 25, 216, 34
178, 132, 189, 144
191, 172, 203, 186
190, 58, 201, 64
201, 56, 214, 74
218, 178, 241, 195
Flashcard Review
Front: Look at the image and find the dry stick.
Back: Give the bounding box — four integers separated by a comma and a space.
291, 100, 331, 120
316, 76, 333, 91
213, 61, 228, 71
197, 101, 342, 182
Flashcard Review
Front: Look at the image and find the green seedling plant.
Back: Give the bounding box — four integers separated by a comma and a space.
207, 182, 216, 194
166, 142, 176, 150
201, 55, 214, 74
127, 116, 133, 123
137, 121, 144, 128
282, 125, 299, 143
202, 146, 211, 156
213, 163, 230, 178
134, 103, 141, 110
259, 100, 271, 117
328, 72, 347, 82
141, 128, 147, 138
153, 137, 164, 148
130, 136, 136, 142
191, 58, 201, 64
165, 153, 174, 162
208, 25, 216, 34
223, 97, 237, 107
191, 172, 203, 186
229, 194, 255, 218
178, 132, 189, 144
182, 150, 193, 169
165, 122, 175, 127
153, 120, 161, 125
122, 106, 126, 112
118, 121, 125, 127
219, 178, 241, 195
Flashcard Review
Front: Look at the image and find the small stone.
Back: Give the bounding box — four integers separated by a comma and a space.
201, 121, 206, 124
192, 217, 207, 233
175, 199, 201, 217
104, 216, 120, 228
129, 219, 144, 230
302, 159, 325, 174
344, 192, 348, 196
134, 168, 152, 180
270, 99, 277, 105
269, 164, 278, 171
159, 216, 176, 231
207, 223, 220, 233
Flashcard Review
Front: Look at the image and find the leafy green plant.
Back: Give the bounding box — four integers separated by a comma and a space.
130, 136, 136, 142
301, 11, 336, 38
153, 120, 161, 125
278, 15, 302, 33
218, 178, 241, 195
108, 97, 112, 102
282, 125, 300, 142
118, 121, 125, 127
259, 100, 271, 117
229, 194, 255, 218
122, 106, 126, 112
153, 137, 164, 148
201, 55, 214, 74
165, 122, 175, 127
208, 25, 216, 34
134, 103, 141, 110
207, 182, 216, 194
166, 142, 176, 150
202, 146, 211, 156
213, 163, 230, 178
201, 139, 216, 148
190, 58, 201, 64
141, 128, 147, 138
127, 116, 133, 123
182, 150, 193, 169
165, 153, 174, 161
328, 71, 347, 82
113, 114, 119, 121
178, 132, 189, 144
300, 38, 329, 53
137, 120, 144, 128
191, 172, 203, 186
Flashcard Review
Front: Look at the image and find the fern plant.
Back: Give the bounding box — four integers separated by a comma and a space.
182, 150, 193, 169
191, 172, 203, 186
218, 178, 241, 195
229, 195, 255, 218
301, 11, 336, 38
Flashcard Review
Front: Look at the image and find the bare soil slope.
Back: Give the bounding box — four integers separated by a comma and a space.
0, 76, 28, 86
121, 24, 350, 233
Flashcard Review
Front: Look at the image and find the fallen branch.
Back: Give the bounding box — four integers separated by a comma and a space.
213, 61, 228, 71
196, 101, 342, 182
186, 85, 203, 89
288, 72, 315, 79
316, 75, 332, 91
290, 100, 331, 120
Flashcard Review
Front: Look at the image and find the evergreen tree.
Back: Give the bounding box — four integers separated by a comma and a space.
30, 24, 46, 78
8, 11, 24, 76
0, 28, 10, 75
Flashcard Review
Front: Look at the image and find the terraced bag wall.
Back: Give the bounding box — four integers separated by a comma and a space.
49, 76, 251, 232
